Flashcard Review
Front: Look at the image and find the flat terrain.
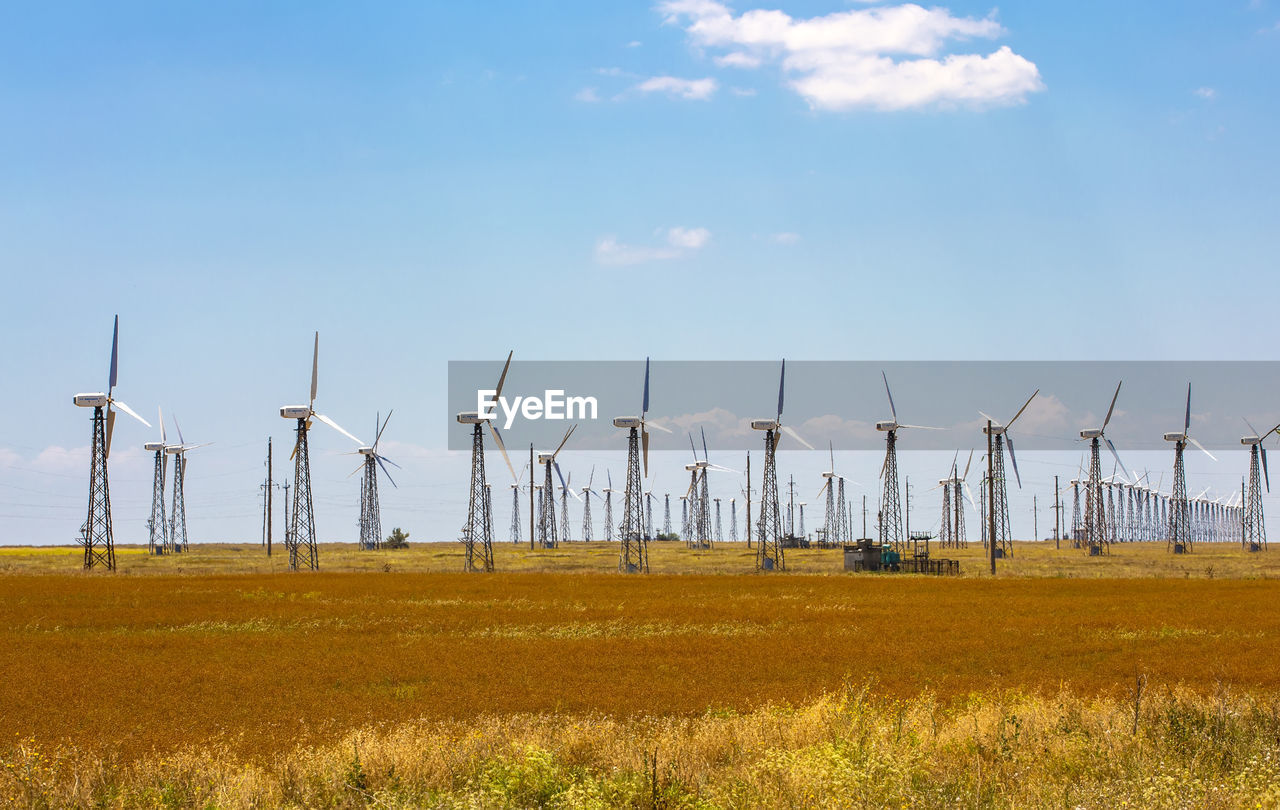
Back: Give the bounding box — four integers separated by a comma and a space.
1, 541, 1278, 762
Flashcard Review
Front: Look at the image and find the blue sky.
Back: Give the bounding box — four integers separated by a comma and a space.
2, 1, 1278, 545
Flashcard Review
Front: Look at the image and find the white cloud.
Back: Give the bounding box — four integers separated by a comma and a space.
771, 231, 800, 244
627, 40, 644, 47
666, 226, 711, 249
716, 51, 763, 68
575, 87, 601, 102
657, 0, 1044, 111
1193, 86, 1217, 100
635, 75, 720, 100
730, 86, 758, 96
594, 226, 712, 265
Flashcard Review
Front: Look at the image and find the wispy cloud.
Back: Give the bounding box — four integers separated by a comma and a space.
634, 75, 719, 100
771, 232, 801, 244
657, 0, 1044, 111
575, 87, 602, 102
594, 227, 712, 265
1193, 86, 1217, 100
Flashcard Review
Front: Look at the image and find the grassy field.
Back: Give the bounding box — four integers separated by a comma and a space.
2, 540, 1278, 807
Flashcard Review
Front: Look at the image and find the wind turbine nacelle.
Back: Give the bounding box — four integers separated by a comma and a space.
1163, 432, 1186, 443
456, 411, 488, 425
613, 416, 642, 429
74, 394, 108, 408
165, 446, 183, 455
694, 461, 709, 468
1242, 436, 1261, 445
1080, 428, 1103, 439
938, 479, 950, 486
981, 424, 1006, 436
537, 453, 555, 464
280, 406, 312, 419
822, 472, 836, 479
144, 442, 166, 452
750, 419, 778, 431
875, 421, 897, 432
684, 463, 698, 471
357, 447, 375, 456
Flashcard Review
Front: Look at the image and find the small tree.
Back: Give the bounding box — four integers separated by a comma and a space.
385, 527, 410, 549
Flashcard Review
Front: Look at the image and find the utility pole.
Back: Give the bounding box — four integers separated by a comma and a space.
904, 475, 910, 541
1054, 475, 1061, 549
988, 420, 996, 575
745, 452, 752, 549
529, 443, 535, 550
266, 437, 273, 557
862, 495, 867, 539
1033, 494, 1038, 542
282, 480, 291, 550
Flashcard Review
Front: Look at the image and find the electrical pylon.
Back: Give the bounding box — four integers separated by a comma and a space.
74, 315, 151, 571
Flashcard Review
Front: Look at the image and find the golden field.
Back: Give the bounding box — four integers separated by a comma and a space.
2, 540, 1279, 807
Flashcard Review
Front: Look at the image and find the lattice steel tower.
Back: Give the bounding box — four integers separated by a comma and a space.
876, 373, 937, 553
144, 410, 169, 556
459, 354, 516, 572
1163, 384, 1215, 553
73, 316, 151, 571
614, 358, 668, 572
280, 332, 363, 571
536, 426, 577, 549
1240, 420, 1274, 552
1080, 383, 1125, 555
752, 360, 811, 570
358, 411, 399, 551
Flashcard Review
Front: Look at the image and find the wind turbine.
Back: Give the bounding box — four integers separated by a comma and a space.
1165, 383, 1216, 554
978, 389, 1038, 557
279, 332, 362, 571
1241, 418, 1278, 552
614, 358, 671, 571
536, 425, 577, 548
601, 470, 615, 542
558, 470, 581, 542
751, 359, 812, 571
73, 316, 150, 571
166, 415, 210, 553
509, 462, 528, 544
580, 466, 596, 542
352, 411, 399, 551
144, 408, 170, 556
876, 372, 940, 553
456, 351, 515, 571
1080, 382, 1126, 555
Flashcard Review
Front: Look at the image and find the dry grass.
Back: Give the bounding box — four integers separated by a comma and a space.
4, 683, 1280, 808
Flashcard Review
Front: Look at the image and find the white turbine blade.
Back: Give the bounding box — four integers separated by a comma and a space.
488, 423, 517, 481
310, 332, 319, 408
105, 407, 116, 458
552, 424, 577, 458
158, 406, 166, 444
644, 418, 673, 434
962, 480, 977, 509
978, 410, 999, 425
347, 461, 365, 478
1103, 381, 1122, 430
707, 464, 741, 474
882, 371, 897, 422
111, 399, 151, 428
1005, 389, 1039, 430
314, 413, 362, 445
1187, 435, 1218, 462
781, 424, 814, 450
898, 424, 943, 431
816, 479, 830, 499
1104, 437, 1130, 481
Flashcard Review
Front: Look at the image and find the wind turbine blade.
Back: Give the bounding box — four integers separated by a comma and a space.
105, 408, 116, 458
978, 411, 999, 425
348, 461, 365, 478
816, 479, 830, 499
1244, 417, 1260, 439
310, 332, 319, 408
642, 356, 650, 415
776, 359, 786, 421
1005, 389, 1039, 430
108, 315, 119, 393
781, 425, 813, 450
642, 429, 650, 478
1104, 437, 1130, 481
162, 453, 168, 483
882, 371, 897, 423
1184, 383, 1192, 436
962, 481, 976, 509
689, 432, 698, 461
963, 449, 973, 479
314, 413, 362, 445
701, 427, 709, 464
159, 406, 166, 444
707, 464, 740, 474
685, 476, 698, 498
375, 456, 398, 488
375, 455, 401, 469
112, 399, 151, 428
1006, 435, 1022, 488
374, 409, 394, 449
587, 465, 595, 488
554, 461, 568, 491
488, 423, 516, 481
1263, 447, 1270, 493
829, 441, 835, 473
645, 420, 673, 434
898, 424, 943, 431
1103, 381, 1122, 430
552, 424, 576, 458
607, 469, 612, 490
494, 350, 513, 401
1187, 435, 1217, 462
879, 450, 888, 479
173, 414, 184, 444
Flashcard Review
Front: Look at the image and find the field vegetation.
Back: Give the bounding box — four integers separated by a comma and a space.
1, 540, 1278, 807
